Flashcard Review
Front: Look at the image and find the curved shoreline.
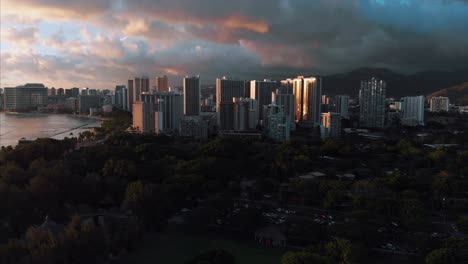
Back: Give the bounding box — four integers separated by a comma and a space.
0, 113, 103, 147
2, 111, 109, 122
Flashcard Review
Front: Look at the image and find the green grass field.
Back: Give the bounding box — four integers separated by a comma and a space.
122, 231, 285, 264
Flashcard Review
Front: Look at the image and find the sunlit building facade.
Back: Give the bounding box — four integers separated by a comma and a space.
291, 76, 322, 126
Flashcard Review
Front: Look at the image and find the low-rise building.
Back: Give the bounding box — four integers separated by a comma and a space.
180, 116, 208, 139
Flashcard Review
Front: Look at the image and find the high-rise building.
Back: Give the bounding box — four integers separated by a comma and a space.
79, 95, 101, 114
132, 101, 155, 133
401, 95, 425, 126
359, 78, 386, 128
114, 85, 129, 110
156, 75, 169, 92
127, 79, 134, 111
321, 112, 342, 139
141, 92, 183, 133
49, 87, 56, 96
88, 89, 98, 96
272, 90, 296, 131
57, 88, 64, 96
233, 97, 258, 131
280, 79, 294, 94
216, 77, 246, 107
430, 96, 449, 112
0, 90, 4, 111
132, 77, 149, 102
71, 88, 80, 97
183, 76, 201, 116
216, 77, 246, 126
335, 95, 350, 119
291, 76, 322, 126
218, 102, 235, 131
263, 104, 290, 141
3, 83, 48, 112
250, 80, 278, 120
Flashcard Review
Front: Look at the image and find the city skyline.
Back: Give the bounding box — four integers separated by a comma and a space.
2, 0, 468, 89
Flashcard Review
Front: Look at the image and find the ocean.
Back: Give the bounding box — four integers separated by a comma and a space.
0, 113, 102, 147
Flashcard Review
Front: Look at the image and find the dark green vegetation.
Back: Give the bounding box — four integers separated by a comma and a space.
121, 231, 284, 264
0, 112, 468, 263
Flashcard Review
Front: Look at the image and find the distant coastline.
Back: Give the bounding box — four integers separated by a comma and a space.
2, 111, 109, 122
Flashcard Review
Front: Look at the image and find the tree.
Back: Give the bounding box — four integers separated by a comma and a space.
425, 248, 452, 264
281, 251, 331, 264
456, 216, 468, 234
185, 249, 236, 264
325, 239, 353, 264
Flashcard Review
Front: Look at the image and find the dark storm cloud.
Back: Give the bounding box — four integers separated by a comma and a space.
1, 0, 468, 87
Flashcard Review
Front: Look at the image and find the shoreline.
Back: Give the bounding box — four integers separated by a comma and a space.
1, 111, 110, 122
0, 112, 104, 147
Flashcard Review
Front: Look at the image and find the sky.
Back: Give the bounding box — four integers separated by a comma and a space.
1, 0, 468, 88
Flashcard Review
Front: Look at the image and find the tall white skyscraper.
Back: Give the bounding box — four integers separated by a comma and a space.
430, 96, 449, 112
335, 95, 350, 119
359, 78, 386, 128
401, 95, 425, 126
183, 76, 201, 116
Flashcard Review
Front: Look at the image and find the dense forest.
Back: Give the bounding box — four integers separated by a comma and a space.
0, 113, 467, 263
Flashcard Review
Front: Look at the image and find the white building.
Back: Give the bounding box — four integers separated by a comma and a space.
401, 95, 425, 126
430, 96, 449, 112
321, 112, 342, 139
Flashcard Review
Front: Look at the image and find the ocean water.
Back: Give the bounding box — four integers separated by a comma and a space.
0, 113, 102, 147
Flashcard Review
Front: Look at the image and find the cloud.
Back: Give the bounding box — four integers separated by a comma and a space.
1, 26, 40, 47
1, 0, 468, 88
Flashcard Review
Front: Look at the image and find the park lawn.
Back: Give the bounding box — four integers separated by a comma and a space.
122, 231, 285, 264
